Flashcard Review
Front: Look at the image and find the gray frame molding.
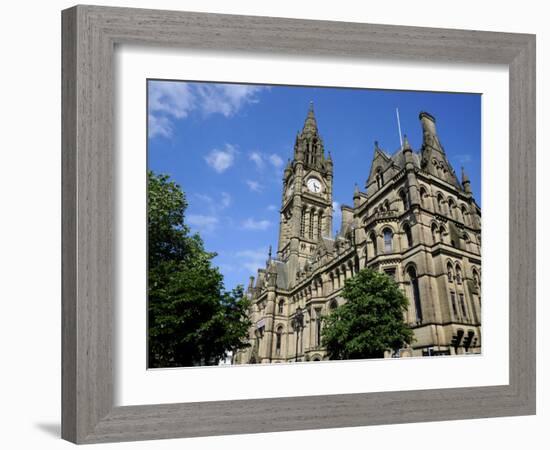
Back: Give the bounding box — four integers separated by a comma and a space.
62, 5, 536, 444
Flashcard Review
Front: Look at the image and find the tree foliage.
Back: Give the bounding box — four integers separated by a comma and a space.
148, 171, 251, 367
321, 269, 414, 360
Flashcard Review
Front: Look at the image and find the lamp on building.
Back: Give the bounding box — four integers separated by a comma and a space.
292, 306, 304, 362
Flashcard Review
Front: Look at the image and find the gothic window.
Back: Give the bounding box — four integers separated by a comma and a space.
309, 208, 316, 240
315, 309, 322, 346
450, 291, 458, 318
407, 266, 423, 323
403, 223, 413, 248
278, 299, 284, 314
461, 205, 469, 225
369, 231, 377, 256
383, 228, 393, 253
459, 294, 468, 319
463, 233, 470, 251
419, 187, 428, 209
275, 326, 283, 355
448, 199, 456, 220
439, 226, 446, 243
447, 263, 454, 283
318, 211, 323, 238
300, 209, 306, 237
473, 269, 481, 291
456, 265, 463, 284
431, 223, 439, 244
400, 189, 410, 211
437, 194, 445, 214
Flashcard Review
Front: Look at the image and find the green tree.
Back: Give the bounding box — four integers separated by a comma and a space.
321, 269, 414, 360
148, 171, 251, 367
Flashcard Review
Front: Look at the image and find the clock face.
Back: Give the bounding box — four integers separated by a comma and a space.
307, 178, 322, 193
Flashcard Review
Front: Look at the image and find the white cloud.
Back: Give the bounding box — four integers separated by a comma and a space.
192, 192, 231, 213
268, 154, 284, 169
248, 152, 285, 172
196, 84, 264, 117
246, 180, 263, 193
187, 214, 219, 233
148, 114, 173, 139
249, 151, 265, 170
205, 144, 237, 173
220, 192, 232, 209
149, 81, 194, 120
242, 218, 272, 231
267, 204, 278, 211
148, 81, 266, 139
236, 248, 268, 273
454, 153, 473, 164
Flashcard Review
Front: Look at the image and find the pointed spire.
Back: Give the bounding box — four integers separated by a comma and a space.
461, 166, 472, 193
403, 134, 411, 150
461, 166, 470, 183
268, 245, 272, 261
302, 101, 318, 135
374, 140, 380, 151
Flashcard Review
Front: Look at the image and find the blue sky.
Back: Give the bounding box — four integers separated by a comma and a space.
148, 80, 481, 292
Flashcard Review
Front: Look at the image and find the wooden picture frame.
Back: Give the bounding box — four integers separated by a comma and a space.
61, 5, 536, 444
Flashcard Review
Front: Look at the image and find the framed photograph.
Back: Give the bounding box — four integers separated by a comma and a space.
62, 5, 535, 444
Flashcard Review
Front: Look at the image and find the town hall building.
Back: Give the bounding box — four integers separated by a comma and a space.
233, 104, 482, 364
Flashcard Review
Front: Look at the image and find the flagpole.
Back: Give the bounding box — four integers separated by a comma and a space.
396, 107, 403, 150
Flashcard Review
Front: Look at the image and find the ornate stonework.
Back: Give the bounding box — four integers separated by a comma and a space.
234, 104, 482, 364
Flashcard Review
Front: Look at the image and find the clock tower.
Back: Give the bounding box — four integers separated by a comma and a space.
277, 103, 333, 283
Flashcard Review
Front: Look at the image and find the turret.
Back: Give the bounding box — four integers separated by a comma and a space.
462, 166, 472, 194
420, 111, 444, 152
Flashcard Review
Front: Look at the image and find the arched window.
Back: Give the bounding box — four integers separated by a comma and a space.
472, 269, 481, 292
275, 326, 283, 355
419, 187, 428, 208
383, 228, 393, 253
315, 309, 322, 346
439, 226, 446, 244
447, 263, 454, 283
437, 194, 445, 214
278, 299, 284, 314
456, 265, 463, 284
403, 223, 413, 248
459, 293, 468, 320
461, 205, 469, 225
329, 299, 338, 310
448, 199, 456, 220
407, 266, 423, 323
300, 209, 306, 237
309, 208, 315, 240
369, 231, 377, 256
463, 233, 470, 251
431, 223, 439, 244
400, 189, 410, 211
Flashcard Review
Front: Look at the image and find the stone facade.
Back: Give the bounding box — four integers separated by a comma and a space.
234, 104, 482, 364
